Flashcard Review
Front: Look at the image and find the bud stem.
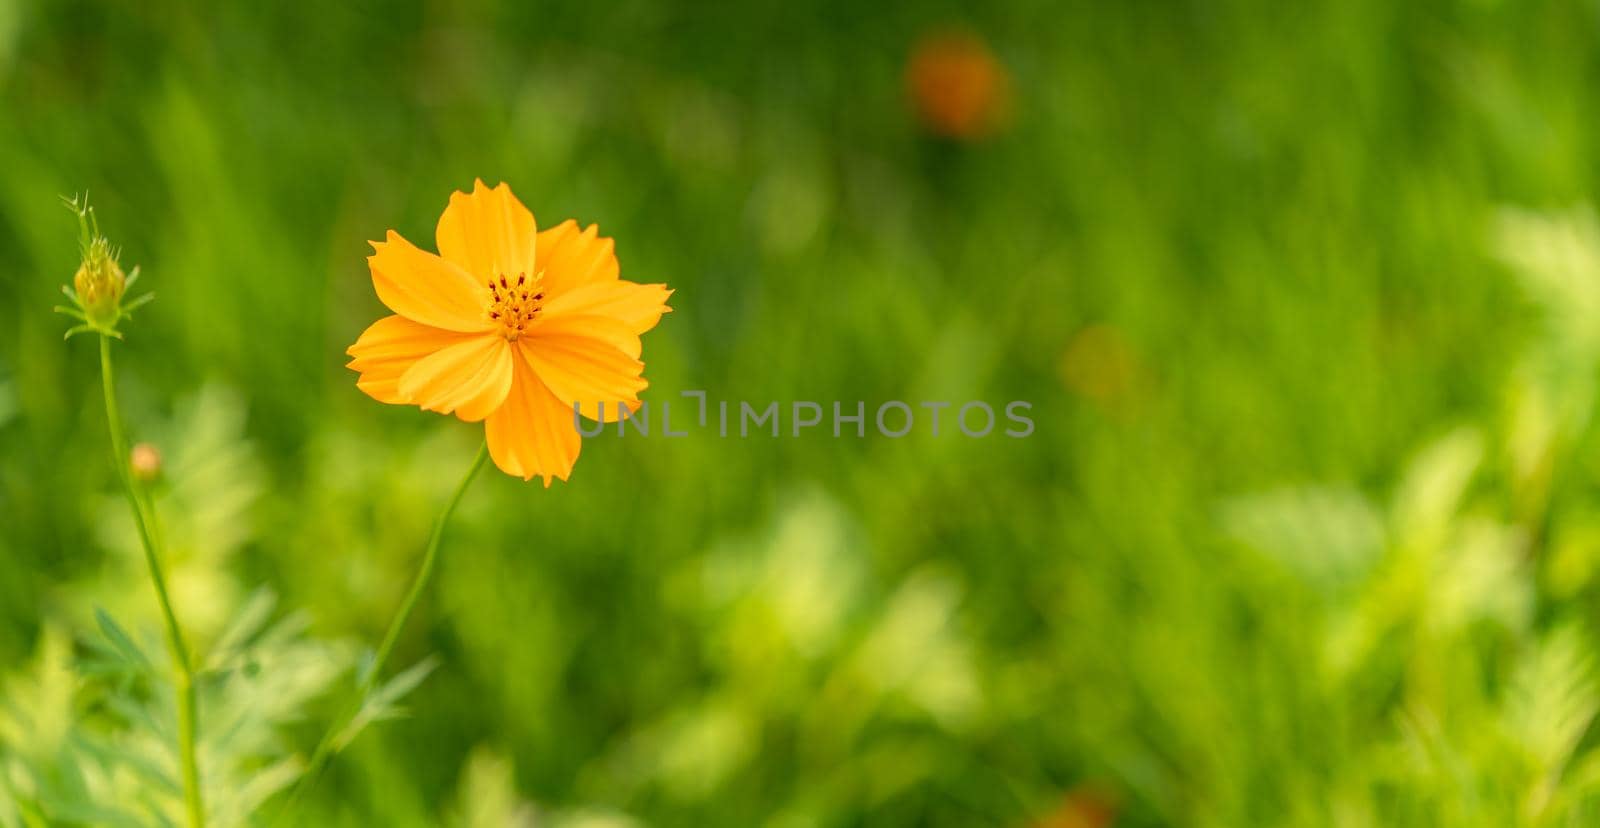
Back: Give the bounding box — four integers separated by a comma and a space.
99, 334, 205, 828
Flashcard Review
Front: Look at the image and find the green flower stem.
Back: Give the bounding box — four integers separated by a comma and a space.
282, 439, 489, 816
99, 334, 204, 828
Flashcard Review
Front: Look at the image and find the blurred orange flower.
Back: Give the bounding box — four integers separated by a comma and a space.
1034, 785, 1117, 828
1061, 324, 1142, 414
905, 29, 1012, 140
347, 180, 672, 484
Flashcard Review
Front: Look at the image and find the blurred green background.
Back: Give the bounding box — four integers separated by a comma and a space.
7, 0, 1600, 825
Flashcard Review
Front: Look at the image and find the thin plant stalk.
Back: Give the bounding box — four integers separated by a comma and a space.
99, 334, 204, 828
280, 440, 489, 816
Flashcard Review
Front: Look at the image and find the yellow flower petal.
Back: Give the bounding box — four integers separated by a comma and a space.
436, 179, 538, 283
522, 315, 646, 422
346, 315, 475, 404
485, 349, 582, 485
397, 334, 514, 422
350, 183, 673, 484
536, 220, 619, 299
541, 281, 673, 356
369, 231, 491, 333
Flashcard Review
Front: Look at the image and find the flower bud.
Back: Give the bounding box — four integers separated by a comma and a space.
74, 237, 127, 329
130, 442, 162, 482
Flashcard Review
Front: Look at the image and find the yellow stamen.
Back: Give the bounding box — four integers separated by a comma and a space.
486, 271, 545, 340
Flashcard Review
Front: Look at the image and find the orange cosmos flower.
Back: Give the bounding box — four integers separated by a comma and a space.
905, 29, 1012, 141
346, 180, 671, 484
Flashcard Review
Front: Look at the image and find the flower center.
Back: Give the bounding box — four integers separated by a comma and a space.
487, 272, 545, 340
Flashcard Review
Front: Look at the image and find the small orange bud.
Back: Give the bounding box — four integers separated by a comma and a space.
130, 442, 162, 482
906, 30, 1012, 141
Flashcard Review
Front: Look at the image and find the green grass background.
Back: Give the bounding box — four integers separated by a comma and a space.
4, 0, 1600, 825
